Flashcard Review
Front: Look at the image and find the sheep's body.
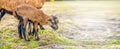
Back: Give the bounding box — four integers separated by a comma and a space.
0, 0, 45, 21
13, 4, 57, 41
13, 4, 46, 40
0, 0, 45, 11
14, 4, 42, 23
13, 4, 44, 41
13, 4, 52, 25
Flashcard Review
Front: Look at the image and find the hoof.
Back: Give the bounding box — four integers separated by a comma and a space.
35, 37, 40, 41
41, 27, 45, 30
26, 39, 30, 41
28, 32, 32, 35
19, 37, 23, 39
41, 28, 45, 30
29, 32, 34, 36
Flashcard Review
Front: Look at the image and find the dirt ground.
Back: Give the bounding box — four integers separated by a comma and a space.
1, 1, 120, 49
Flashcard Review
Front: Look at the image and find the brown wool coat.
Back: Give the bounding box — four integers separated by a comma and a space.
13, 4, 51, 25
0, 0, 45, 11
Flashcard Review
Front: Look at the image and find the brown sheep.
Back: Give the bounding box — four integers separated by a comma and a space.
0, 0, 45, 20
13, 4, 59, 41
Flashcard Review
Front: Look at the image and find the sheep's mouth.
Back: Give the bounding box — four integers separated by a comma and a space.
37, 7, 42, 9
51, 25, 58, 30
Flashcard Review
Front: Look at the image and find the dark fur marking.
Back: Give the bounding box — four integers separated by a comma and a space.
0, 9, 5, 20
0, 8, 12, 20
15, 11, 23, 21
18, 21, 23, 39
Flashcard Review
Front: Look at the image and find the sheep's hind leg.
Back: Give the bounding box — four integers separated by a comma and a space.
22, 19, 30, 41
18, 21, 23, 39
0, 9, 5, 20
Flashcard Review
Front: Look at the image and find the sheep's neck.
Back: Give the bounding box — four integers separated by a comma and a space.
41, 13, 50, 25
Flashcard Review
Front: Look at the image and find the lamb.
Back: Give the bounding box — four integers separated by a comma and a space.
0, 0, 45, 20
13, 4, 59, 41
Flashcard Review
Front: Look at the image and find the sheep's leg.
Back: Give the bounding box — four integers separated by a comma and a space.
28, 22, 34, 36
0, 9, 5, 20
15, 11, 24, 39
15, 11, 29, 41
34, 22, 39, 41
29, 23, 45, 36
18, 21, 23, 39
32, 23, 35, 35
22, 19, 30, 41
28, 22, 32, 35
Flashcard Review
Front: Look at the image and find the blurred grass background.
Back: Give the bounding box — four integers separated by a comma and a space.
0, 1, 120, 49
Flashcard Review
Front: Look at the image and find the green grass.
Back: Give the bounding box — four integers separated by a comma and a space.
111, 40, 120, 45
65, 46, 76, 49
0, 28, 74, 49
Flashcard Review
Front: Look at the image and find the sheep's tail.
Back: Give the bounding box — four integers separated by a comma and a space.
15, 11, 23, 21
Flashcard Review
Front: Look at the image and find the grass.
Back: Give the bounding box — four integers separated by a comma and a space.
0, 27, 74, 49
65, 46, 76, 49
111, 40, 120, 45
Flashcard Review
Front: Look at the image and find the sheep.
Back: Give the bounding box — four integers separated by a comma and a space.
0, 0, 45, 20
13, 4, 59, 41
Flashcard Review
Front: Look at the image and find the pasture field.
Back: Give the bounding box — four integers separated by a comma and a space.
1, 1, 120, 49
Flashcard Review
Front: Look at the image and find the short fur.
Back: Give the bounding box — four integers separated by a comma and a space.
0, 0, 45, 20
13, 4, 59, 41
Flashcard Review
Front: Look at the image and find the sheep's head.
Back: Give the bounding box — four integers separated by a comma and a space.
47, 15, 59, 30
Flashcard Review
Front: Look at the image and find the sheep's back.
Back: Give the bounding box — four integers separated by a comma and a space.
14, 4, 43, 22
0, 0, 45, 11
26, 0, 45, 8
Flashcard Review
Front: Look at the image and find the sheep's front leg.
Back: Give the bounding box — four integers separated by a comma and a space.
34, 22, 39, 41
22, 19, 30, 41
28, 22, 34, 36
